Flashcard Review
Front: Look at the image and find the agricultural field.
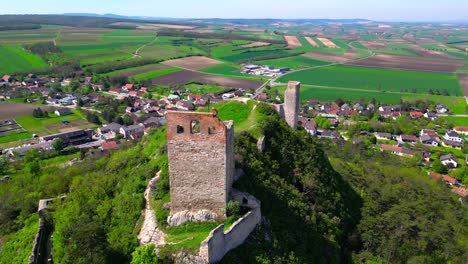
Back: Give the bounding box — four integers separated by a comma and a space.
132, 67, 182, 81
277, 65, 463, 95
162, 56, 222, 70
302, 50, 359, 63
0, 45, 48, 75
442, 116, 468, 126
347, 54, 464, 72
255, 56, 329, 69
150, 70, 264, 90
200, 64, 266, 80
102, 64, 169, 77
271, 85, 466, 109
183, 83, 226, 94
0, 102, 57, 119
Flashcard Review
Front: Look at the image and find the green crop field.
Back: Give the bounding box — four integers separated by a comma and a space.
80, 53, 132, 65
0, 45, 48, 75
271, 85, 466, 111
256, 55, 329, 69
200, 64, 265, 80
184, 83, 226, 94
102, 64, 163, 77
133, 67, 182, 81
277, 65, 463, 95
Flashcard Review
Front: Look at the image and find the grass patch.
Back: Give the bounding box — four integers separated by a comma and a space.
277, 65, 463, 95
161, 222, 219, 255
200, 64, 264, 81
213, 101, 253, 125
183, 83, 226, 94
0, 131, 33, 144
15, 110, 90, 136
442, 116, 468, 126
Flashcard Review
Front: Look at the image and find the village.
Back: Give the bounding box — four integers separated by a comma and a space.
0, 72, 467, 198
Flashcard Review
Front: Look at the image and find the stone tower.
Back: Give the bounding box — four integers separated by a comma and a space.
284, 81, 300, 129
166, 111, 235, 225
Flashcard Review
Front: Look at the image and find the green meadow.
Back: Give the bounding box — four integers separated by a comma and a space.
0, 45, 48, 75
277, 65, 463, 95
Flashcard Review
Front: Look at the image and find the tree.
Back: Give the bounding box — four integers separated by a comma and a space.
131, 245, 158, 264
0, 156, 8, 174
52, 138, 66, 152
123, 115, 134, 126
27, 160, 41, 176
462, 141, 468, 154
432, 159, 448, 174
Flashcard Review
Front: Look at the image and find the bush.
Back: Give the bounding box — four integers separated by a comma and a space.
226, 200, 241, 217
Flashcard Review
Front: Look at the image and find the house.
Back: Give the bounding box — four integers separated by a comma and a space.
367, 104, 375, 111
2, 75, 12, 82
452, 187, 468, 197
54, 108, 72, 116
188, 94, 203, 101
443, 140, 463, 149
123, 84, 134, 91
222, 93, 236, 100
442, 175, 459, 186
100, 141, 119, 152
298, 117, 317, 135
453, 126, 468, 135
445, 130, 463, 142
421, 129, 440, 139
375, 132, 393, 140
120, 125, 145, 140
410, 111, 424, 119
424, 112, 437, 121
440, 154, 458, 168
97, 123, 122, 136
128, 91, 138, 97
319, 130, 341, 139
143, 117, 165, 129
109, 88, 122, 94
436, 105, 448, 114
175, 100, 194, 111
420, 134, 439, 146
353, 103, 364, 112
380, 144, 414, 158
40, 129, 93, 145
399, 135, 418, 144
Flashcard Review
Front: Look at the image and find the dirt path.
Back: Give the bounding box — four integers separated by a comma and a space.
133, 36, 158, 58
53, 28, 63, 46
138, 172, 166, 247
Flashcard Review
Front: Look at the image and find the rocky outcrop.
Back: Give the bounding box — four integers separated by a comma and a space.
167, 210, 218, 227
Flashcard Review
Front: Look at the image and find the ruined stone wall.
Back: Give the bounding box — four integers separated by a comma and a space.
284, 81, 300, 129
198, 190, 262, 263
166, 111, 234, 219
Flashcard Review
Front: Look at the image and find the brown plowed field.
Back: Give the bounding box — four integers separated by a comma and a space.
162, 56, 222, 70
0, 102, 58, 119
285, 36, 302, 48
241, 42, 270, 48
302, 50, 358, 63
151, 71, 263, 90
347, 54, 463, 72
317, 38, 338, 48
458, 74, 468, 96
304, 37, 319, 47
361, 41, 389, 49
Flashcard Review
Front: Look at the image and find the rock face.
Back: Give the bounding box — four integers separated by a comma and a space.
167, 210, 218, 227
166, 111, 235, 223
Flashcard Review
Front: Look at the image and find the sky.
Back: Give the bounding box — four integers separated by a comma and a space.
0, 0, 467, 21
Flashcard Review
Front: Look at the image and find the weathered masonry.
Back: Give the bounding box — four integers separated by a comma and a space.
284, 81, 300, 129
166, 111, 235, 224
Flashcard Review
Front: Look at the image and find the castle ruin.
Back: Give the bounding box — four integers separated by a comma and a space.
166, 111, 235, 226
284, 81, 300, 129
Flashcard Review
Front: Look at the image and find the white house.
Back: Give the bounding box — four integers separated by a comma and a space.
440, 154, 458, 168
445, 130, 463, 142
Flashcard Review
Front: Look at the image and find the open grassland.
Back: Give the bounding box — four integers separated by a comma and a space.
16, 110, 93, 136
256, 55, 329, 69
442, 116, 468, 126
184, 83, 226, 95
277, 65, 463, 95
0, 45, 48, 74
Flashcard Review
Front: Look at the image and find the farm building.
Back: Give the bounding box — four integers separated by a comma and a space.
54, 108, 72, 116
